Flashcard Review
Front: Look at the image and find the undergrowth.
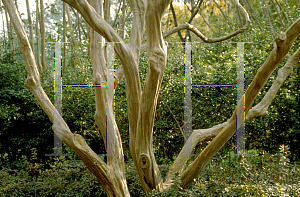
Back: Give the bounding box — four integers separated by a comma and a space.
1, 146, 300, 196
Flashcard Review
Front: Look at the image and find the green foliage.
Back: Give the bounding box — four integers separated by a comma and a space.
3, 148, 298, 196
0, 151, 107, 197
0, 53, 54, 166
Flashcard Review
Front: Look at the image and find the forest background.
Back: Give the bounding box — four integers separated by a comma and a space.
1, 0, 300, 196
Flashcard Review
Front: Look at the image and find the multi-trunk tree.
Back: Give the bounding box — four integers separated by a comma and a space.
2, 0, 300, 196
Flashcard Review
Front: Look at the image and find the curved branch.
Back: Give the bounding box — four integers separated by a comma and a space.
163, 121, 228, 188
168, 0, 250, 42
141, 0, 250, 52
246, 45, 300, 121
162, 22, 248, 43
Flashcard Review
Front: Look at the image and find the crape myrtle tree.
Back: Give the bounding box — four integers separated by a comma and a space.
3, 0, 300, 196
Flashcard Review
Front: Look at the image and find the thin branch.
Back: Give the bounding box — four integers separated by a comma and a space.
163, 21, 248, 43
198, 9, 218, 34
161, 97, 184, 136
263, 0, 275, 38
274, 0, 290, 23
188, 0, 203, 23
270, 0, 286, 28
112, 0, 122, 28
213, 0, 233, 30
244, 0, 263, 31
170, 1, 185, 42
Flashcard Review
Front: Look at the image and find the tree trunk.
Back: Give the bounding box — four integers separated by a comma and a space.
25, 0, 34, 54
120, 0, 126, 39
35, 0, 42, 71
66, 4, 77, 73
62, 2, 66, 74
40, 0, 46, 72
2, 7, 7, 54
5, 8, 14, 57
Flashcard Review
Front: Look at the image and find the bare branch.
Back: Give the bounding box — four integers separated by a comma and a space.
163, 22, 247, 43
188, 0, 203, 24
164, 121, 228, 188
246, 45, 300, 121
143, 0, 250, 50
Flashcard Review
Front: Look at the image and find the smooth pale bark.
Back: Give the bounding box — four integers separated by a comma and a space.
135, 0, 170, 193
246, 45, 300, 121
40, 0, 46, 72
164, 39, 300, 188
25, 0, 34, 53
61, 1, 142, 171
103, 0, 110, 23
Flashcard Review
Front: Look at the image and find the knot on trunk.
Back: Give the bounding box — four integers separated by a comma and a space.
139, 153, 151, 169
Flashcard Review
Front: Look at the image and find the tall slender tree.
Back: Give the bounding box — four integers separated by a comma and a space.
26, 0, 34, 53
40, 0, 46, 72
62, 2, 66, 74
35, 0, 42, 71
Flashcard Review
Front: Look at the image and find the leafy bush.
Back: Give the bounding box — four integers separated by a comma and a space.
1, 147, 299, 196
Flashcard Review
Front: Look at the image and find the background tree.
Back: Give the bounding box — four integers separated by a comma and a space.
25, 0, 34, 53
40, 0, 46, 72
